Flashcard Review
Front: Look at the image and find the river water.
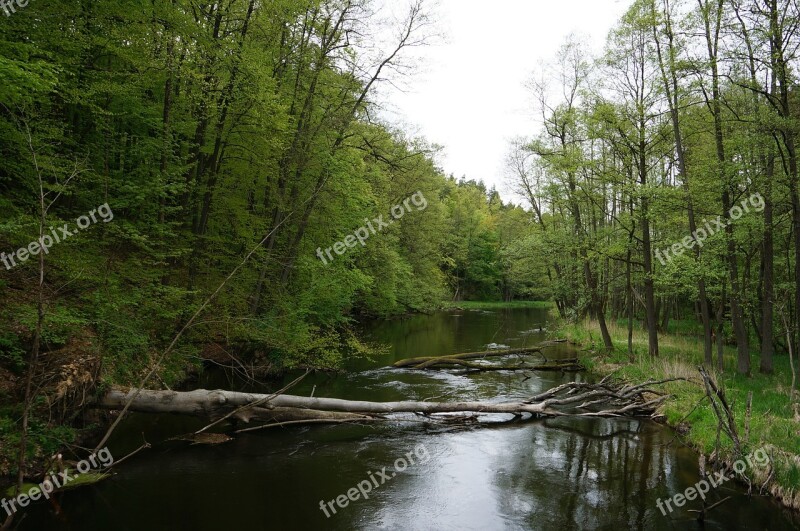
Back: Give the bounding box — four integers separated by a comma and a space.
18, 307, 800, 530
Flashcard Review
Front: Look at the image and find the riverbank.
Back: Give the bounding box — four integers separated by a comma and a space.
557, 318, 800, 511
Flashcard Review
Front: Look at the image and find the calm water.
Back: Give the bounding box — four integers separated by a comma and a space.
18, 308, 800, 530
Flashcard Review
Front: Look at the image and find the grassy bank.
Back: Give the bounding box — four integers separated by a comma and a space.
558, 319, 800, 510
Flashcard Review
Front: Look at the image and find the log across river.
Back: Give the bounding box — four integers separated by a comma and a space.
96, 376, 670, 424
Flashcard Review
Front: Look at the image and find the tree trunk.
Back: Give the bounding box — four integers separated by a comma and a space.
97, 382, 673, 423
652, 1, 713, 363
701, 0, 749, 374
640, 144, 658, 358
767, 0, 800, 368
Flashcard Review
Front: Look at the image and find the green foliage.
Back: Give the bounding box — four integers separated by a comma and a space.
0, 406, 77, 477
562, 319, 800, 497
16, 305, 87, 348
267, 327, 383, 372
0, 0, 549, 396
0, 335, 25, 374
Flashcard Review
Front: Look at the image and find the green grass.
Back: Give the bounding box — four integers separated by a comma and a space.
443, 300, 554, 310
558, 319, 800, 509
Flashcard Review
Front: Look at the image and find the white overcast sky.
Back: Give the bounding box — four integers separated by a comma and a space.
379, 0, 631, 200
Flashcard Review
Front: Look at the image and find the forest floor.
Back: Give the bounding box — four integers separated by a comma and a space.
558, 318, 800, 512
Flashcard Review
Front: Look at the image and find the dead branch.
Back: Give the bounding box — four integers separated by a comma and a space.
393, 340, 568, 369
194, 370, 309, 434
698, 365, 742, 457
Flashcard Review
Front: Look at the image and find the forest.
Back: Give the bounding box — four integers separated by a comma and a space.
511, 0, 799, 379
1, 0, 800, 528
0, 0, 544, 486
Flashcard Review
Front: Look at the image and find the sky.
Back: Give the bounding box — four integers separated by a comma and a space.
380, 0, 631, 201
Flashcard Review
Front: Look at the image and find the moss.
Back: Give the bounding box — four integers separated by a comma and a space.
5, 471, 110, 498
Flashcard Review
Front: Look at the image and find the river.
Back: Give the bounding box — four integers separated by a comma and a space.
18, 307, 800, 530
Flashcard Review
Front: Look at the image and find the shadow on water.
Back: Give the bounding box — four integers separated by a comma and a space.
17, 307, 800, 530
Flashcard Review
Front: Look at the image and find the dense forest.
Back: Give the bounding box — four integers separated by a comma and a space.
0, 0, 543, 480
0, 0, 537, 379
509, 0, 800, 378
2, 0, 800, 523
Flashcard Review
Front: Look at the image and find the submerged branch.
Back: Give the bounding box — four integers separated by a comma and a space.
392, 340, 571, 370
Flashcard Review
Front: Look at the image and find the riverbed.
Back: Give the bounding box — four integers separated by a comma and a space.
18, 307, 800, 530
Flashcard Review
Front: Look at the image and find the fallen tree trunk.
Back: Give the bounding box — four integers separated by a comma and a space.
97, 378, 676, 428
413, 358, 584, 372
392, 340, 574, 370
98, 388, 374, 424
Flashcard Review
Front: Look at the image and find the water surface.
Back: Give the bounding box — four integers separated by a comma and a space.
18, 308, 799, 530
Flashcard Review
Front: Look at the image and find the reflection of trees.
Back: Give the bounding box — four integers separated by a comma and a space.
488, 419, 674, 529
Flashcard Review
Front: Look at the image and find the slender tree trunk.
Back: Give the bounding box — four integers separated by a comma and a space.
626, 247, 634, 361
661, 297, 671, 332
700, 0, 749, 374
17, 132, 49, 497
566, 172, 613, 351
733, 1, 775, 373
639, 129, 658, 357
761, 158, 775, 373
717, 281, 726, 372
768, 0, 800, 364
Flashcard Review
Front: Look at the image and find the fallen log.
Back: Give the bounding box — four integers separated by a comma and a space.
392, 340, 573, 370
97, 378, 676, 429
423, 358, 585, 372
